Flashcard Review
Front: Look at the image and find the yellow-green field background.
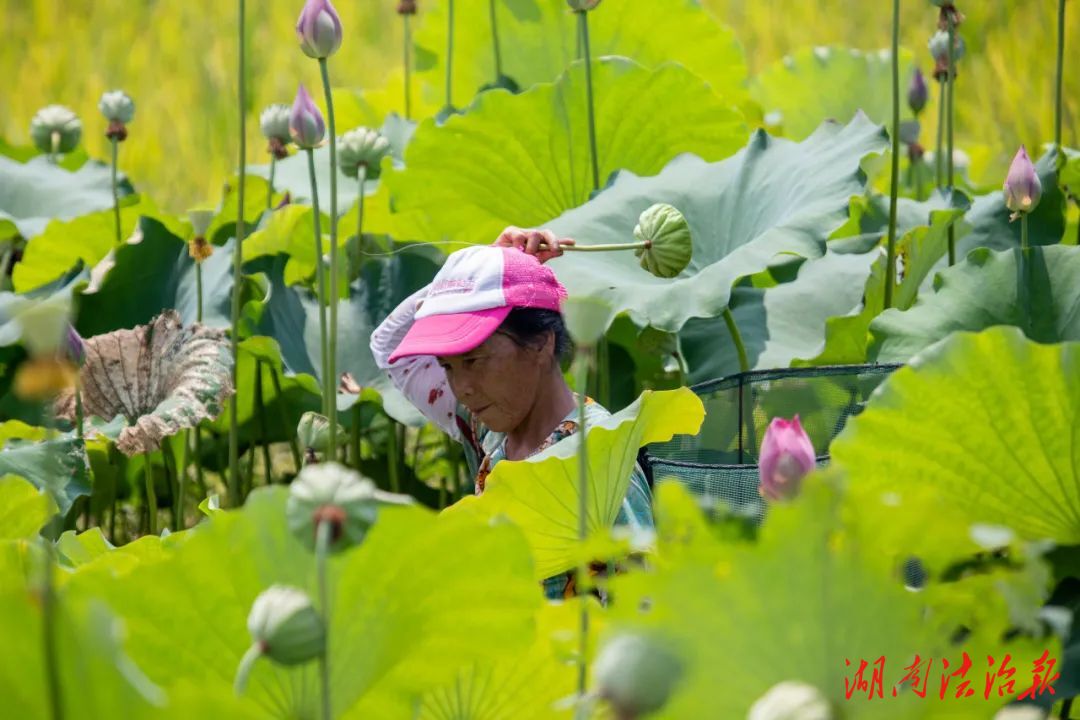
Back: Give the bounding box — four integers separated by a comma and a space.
3, 0, 1076, 211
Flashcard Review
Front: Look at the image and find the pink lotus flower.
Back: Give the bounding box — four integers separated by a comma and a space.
296, 0, 343, 60
289, 84, 326, 149
1003, 145, 1042, 219
758, 415, 816, 502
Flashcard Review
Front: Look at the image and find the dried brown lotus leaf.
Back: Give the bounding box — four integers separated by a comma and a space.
54, 310, 234, 456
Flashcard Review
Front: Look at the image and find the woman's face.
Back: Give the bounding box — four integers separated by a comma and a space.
437, 330, 553, 433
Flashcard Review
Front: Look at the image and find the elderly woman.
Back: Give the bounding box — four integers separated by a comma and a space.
370, 228, 653, 599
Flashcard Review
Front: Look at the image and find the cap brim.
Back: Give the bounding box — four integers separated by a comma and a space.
387, 306, 512, 363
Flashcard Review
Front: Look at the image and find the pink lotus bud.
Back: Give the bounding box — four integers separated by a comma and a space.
1003, 145, 1042, 218
289, 84, 326, 149
296, 0, 343, 59
907, 68, 928, 115
758, 415, 815, 502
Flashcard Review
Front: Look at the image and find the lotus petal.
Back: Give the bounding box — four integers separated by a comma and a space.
54, 310, 233, 456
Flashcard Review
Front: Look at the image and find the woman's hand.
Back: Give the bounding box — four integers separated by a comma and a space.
494, 226, 576, 264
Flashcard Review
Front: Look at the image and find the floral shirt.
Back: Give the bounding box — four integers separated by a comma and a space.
370, 286, 655, 600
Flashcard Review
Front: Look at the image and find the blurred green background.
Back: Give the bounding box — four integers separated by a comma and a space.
3, 0, 1076, 211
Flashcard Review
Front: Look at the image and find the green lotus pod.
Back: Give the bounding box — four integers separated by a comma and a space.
562, 295, 616, 347
297, 411, 345, 453
747, 681, 834, 720
633, 203, 693, 279
286, 462, 380, 553
592, 633, 683, 718
235, 585, 325, 693
567, 0, 602, 11
98, 90, 135, 124
29, 105, 82, 155
339, 127, 392, 180
187, 208, 215, 238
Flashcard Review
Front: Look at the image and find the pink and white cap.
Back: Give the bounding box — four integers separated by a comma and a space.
388, 245, 568, 363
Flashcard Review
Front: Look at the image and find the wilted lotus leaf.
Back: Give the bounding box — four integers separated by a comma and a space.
55, 310, 233, 456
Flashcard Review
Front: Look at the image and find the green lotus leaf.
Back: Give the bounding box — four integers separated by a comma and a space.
545, 112, 888, 332
750, 46, 914, 140
0, 429, 88, 515
411, 0, 748, 112
248, 251, 438, 425
0, 155, 130, 239
834, 326, 1080, 544
445, 387, 704, 580
607, 479, 1054, 719
799, 197, 969, 366
870, 245, 1080, 363
65, 486, 540, 718
385, 57, 746, 247
354, 601, 580, 719
54, 310, 234, 456
679, 249, 878, 382
0, 474, 56, 539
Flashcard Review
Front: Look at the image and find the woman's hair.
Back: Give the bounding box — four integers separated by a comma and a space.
497, 307, 573, 363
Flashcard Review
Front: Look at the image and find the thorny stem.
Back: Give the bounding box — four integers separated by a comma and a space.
579, 11, 601, 193
229, 0, 248, 508
110, 137, 122, 247
574, 350, 592, 718
316, 520, 333, 720
319, 59, 341, 461
884, 0, 901, 308
305, 148, 331, 421
945, 14, 957, 265
489, 0, 504, 82
403, 15, 413, 120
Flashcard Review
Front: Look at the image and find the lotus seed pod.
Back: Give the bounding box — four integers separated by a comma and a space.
562, 296, 616, 347
245, 585, 325, 667
747, 681, 834, 720
633, 203, 692, 279
187, 209, 215, 238
286, 461, 380, 553
1003, 145, 1042, 218
30, 105, 82, 155
592, 633, 682, 718
289, 84, 326, 149
992, 705, 1047, 720
928, 30, 965, 68
397, 0, 417, 15
339, 127, 392, 180
98, 90, 135, 124
567, 0, 602, 11
296, 0, 343, 60
297, 411, 344, 454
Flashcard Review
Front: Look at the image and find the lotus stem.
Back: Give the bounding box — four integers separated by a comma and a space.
228, 0, 248, 508
945, 15, 957, 266
721, 307, 750, 374
403, 15, 413, 120
540, 241, 649, 253
0, 246, 13, 292
255, 364, 272, 486
1061, 698, 1073, 719
319, 59, 341, 460
489, 0, 504, 83
233, 643, 262, 695
444, 0, 455, 113
194, 429, 207, 499
350, 405, 361, 469
881, 0, 902, 310
195, 261, 204, 323
267, 156, 277, 211
1021, 214, 1032, 332
179, 430, 191, 529
315, 519, 333, 720
574, 349, 592, 717
386, 413, 401, 494
304, 148, 331, 421
1055, 0, 1066, 152
41, 409, 63, 720
160, 442, 180, 531
935, 80, 946, 188
110, 137, 122, 247
578, 11, 601, 193
269, 367, 302, 474
144, 451, 157, 536
356, 169, 366, 246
